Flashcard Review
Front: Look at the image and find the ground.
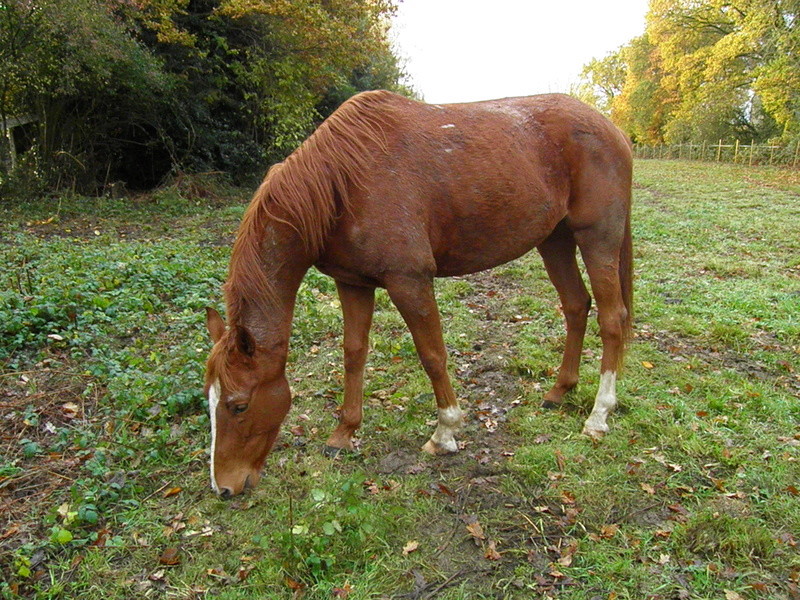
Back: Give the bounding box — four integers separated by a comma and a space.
0, 160, 799, 599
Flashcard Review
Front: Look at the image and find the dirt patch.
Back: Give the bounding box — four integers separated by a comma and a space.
638, 324, 800, 396
0, 355, 98, 553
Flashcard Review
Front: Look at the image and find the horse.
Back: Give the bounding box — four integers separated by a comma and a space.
204, 90, 633, 497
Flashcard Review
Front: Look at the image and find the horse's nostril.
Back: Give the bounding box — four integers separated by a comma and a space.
243, 475, 253, 490
219, 487, 234, 499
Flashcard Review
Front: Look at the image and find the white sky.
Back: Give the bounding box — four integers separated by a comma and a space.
391, 0, 650, 103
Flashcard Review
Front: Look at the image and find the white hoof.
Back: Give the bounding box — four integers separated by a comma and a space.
422, 438, 459, 455
582, 422, 608, 440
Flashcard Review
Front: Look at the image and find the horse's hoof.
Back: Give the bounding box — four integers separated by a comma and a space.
581, 425, 607, 441
421, 439, 458, 455
322, 445, 346, 457
541, 399, 561, 410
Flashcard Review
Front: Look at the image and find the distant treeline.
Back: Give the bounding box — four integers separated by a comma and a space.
576, 0, 799, 148
0, 0, 410, 196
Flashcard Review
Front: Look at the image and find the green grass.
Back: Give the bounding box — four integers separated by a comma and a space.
1, 161, 799, 599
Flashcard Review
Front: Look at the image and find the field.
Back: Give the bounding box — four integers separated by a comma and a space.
1, 160, 799, 599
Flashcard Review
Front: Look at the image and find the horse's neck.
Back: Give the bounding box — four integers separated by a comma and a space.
240, 259, 309, 348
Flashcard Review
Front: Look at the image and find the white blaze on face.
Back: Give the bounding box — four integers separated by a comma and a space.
208, 380, 221, 493
583, 371, 617, 437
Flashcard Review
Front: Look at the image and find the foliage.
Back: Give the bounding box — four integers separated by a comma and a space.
579, 0, 799, 145
0, 0, 409, 196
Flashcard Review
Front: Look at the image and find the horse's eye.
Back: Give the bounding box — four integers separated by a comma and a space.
231, 403, 249, 415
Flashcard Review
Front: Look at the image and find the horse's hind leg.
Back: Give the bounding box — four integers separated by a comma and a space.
385, 275, 462, 455
537, 223, 591, 407
574, 227, 630, 439
325, 281, 375, 454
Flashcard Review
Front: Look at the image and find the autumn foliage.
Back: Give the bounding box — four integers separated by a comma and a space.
0, 0, 409, 194
577, 0, 800, 146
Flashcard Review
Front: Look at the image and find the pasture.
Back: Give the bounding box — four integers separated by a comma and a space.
1, 160, 799, 599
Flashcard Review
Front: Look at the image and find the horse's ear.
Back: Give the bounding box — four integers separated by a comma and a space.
235, 326, 256, 357
206, 307, 226, 343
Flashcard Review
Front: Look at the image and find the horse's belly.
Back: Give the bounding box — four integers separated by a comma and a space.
432, 198, 564, 277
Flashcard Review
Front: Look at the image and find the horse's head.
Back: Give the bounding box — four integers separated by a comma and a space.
204, 308, 291, 498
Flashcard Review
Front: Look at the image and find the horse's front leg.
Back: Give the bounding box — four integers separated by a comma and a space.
324, 281, 375, 454
386, 275, 463, 455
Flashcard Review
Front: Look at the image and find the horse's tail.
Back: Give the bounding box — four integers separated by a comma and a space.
618, 197, 634, 369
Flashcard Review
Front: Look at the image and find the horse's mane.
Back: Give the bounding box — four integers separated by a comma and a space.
222, 90, 395, 337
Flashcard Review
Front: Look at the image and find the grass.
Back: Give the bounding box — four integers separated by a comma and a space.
1, 161, 799, 599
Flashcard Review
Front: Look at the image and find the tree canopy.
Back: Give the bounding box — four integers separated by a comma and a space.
577, 0, 799, 145
0, 0, 410, 194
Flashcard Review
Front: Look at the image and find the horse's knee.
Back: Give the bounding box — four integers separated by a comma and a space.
343, 341, 368, 373
563, 296, 591, 327
418, 351, 447, 380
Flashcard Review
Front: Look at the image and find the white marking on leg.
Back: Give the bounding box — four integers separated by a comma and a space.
209, 380, 221, 493
428, 406, 463, 453
583, 371, 617, 438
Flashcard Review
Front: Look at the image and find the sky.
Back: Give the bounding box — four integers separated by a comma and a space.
390, 0, 650, 104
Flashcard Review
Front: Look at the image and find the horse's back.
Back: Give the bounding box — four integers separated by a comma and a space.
318, 91, 631, 281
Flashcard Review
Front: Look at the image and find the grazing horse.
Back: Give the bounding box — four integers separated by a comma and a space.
205, 90, 633, 497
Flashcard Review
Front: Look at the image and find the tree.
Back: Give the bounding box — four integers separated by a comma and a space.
0, 0, 407, 195
578, 0, 797, 145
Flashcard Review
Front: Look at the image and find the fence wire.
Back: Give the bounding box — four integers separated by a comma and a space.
633, 140, 800, 167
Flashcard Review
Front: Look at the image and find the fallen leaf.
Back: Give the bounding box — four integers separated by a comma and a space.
599, 524, 619, 539
657, 553, 670, 565
158, 547, 181, 566
163, 487, 182, 498
62, 403, 80, 418
285, 577, 304, 590
642, 361, 654, 369
786, 485, 799, 496
332, 583, 353, 598
724, 591, 744, 600
1, 525, 20, 540
206, 567, 228, 579
641, 483, 656, 495
466, 521, 485, 543
436, 483, 454, 497
484, 540, 501, 560
402, 540, 419, 555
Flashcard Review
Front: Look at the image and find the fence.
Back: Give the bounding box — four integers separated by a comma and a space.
633, 139, 800, 167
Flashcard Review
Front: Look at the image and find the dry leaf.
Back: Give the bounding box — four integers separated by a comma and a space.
62, 402, 80, 418
158, 547, 181, 565
724, 591, 744, 600
599, 524, 619, 539
641, 483, 656, 495
402, 540, 419, 555
163, 487, 182, 498
466, 521, 486, 543
285, 577, 304, 590
657, 553, 670, 565
642, 361, 654, 369
332, 584, 353, 598
484, 540, 501, 560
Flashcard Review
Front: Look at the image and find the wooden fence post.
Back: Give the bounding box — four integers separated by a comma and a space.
717, 139, 723, 161
734, 139, 740, 163
750, 140, 755, 166
794, 140, 800, 168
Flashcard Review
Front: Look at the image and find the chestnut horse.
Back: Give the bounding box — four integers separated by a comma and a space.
205, 90, 632, 497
